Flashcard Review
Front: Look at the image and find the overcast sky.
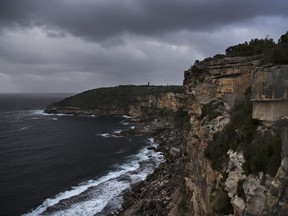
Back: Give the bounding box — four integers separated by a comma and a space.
0, 0, 287, 93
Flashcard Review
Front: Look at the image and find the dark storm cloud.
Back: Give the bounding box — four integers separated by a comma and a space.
0, 0, 287, 93
0, 0, 287, 42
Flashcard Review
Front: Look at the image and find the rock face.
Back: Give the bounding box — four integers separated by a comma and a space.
46, 92, 186, 118
117, 55, 288, 216
182, 56, 288, 216
129, 93, 186, 116
184, 56, 261, 105
225, 150, 246, 215
264, 157, 288, 215
251, 65, 288, 121
182, 56, 261, 215
46, 56, 288, 215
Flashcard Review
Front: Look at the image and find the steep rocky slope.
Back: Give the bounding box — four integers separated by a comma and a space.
180, 55, 288, 216
44, 35, 288, 216
119, 55, 288, 216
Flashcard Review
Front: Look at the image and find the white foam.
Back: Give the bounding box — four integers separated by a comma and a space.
113, 129, 122, 134
31, 110, 74, 117
24, 163, 139, 216
48, 181, 130, 216
97, 133, 119, 138
17, 126, 32, 132
31, 110, 49, 116
147, 137, 155, 143
24, 138, 164, 216
122, 115, 132, 119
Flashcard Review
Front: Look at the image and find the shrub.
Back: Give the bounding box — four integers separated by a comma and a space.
204, 86, 282, 176
201, 101, 221, 122
249, 134, 282, 176
236, 179, 246, 201
225, 38, 275, 57
210, 189, 233, 215
204, 89, 257, 171
174, 110, 191, 130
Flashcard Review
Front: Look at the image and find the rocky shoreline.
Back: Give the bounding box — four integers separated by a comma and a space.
117, 127, 188, 216
45, 107, 188, 215
105, 115, 188, 216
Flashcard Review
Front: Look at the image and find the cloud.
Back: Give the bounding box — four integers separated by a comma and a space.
0, 0, 287, 42
0, 0, 287, 93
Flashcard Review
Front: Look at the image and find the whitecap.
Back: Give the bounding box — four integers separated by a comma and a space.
97, 133, 119, 138
17, 126, 32, 132
24, 139, 164, 216
122, 115, 132, 119
31, 110, 74, 117
113, 129, 122, 134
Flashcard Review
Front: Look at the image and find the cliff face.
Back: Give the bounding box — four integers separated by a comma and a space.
120, 57, 287, 216
44, 86, 185, 117
251, 65, 288, 121
44, 57, 288, 215
184, 56, 261, 105
182, 56, 288, 216
128, 92, 186, 116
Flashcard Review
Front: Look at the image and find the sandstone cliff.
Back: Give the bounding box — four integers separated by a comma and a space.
181, 55, 288, 216
44, 54, 288, 215
251, 65, 288, 121
44, 85, 185, 117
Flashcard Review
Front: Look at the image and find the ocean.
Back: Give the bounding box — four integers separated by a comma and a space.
0, 94, 163, 216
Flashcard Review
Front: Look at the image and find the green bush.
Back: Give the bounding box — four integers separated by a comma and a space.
236, 179, 246, 201
210, 189, 233, 215
201, 101, 221, 122
174, 110, 191, 130
225, 38, 275, 57
249, 134, 282, 176
204, 90, 257, 171
204, 86, 282, 176
263, 32, 288, 64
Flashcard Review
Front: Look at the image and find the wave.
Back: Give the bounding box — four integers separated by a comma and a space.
17, 126, 33, 132
122, 115, 132, 119
113, 129, 122, 134
97, 133, 120, 138
147, 137, 155, 144
24, 138, 163, 216
31, 110, 74, 117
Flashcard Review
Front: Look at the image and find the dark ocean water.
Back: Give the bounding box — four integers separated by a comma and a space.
0, 94, 163, 216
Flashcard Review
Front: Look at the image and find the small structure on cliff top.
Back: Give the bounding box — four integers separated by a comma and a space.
251, 65, 288, 122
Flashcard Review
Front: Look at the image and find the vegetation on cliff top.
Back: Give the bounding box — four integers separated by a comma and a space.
225, 31, 288, 64
225, 37, 275, 57
198, 31, 288, 65
49, 85, 183, 110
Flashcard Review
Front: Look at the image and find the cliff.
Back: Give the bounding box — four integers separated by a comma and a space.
44, 85, 185, 116
44, 35, 288, 216
251, 65, 288, 121
184, 56, 261, 105
119, 56, 287, 216
181, 55, 288, 215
